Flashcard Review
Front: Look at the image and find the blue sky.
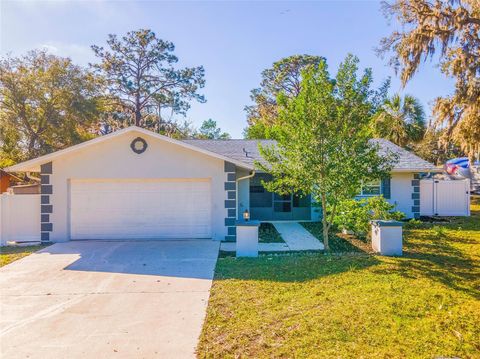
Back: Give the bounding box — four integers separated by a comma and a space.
1, 0, 453, 138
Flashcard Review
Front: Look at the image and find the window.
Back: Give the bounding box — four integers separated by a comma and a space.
360, 180, 382, 196
250, 185, 265, 193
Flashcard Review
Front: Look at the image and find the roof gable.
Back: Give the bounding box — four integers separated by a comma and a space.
5, 127, 254, 172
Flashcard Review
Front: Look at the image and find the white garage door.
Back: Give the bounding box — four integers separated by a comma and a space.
70, 179, 212, 240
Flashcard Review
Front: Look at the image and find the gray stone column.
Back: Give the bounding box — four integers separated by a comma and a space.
40, 162, 53, 243
411, 173, 420, 218
224, 161, 237, 241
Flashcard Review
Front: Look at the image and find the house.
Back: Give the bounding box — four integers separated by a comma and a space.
4, 126, 436, 243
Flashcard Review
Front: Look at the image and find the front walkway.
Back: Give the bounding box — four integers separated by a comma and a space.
273, 222, 324, 251
220, 222, 324, 252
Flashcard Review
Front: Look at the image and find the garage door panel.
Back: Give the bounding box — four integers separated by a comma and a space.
70, 179, 212, 240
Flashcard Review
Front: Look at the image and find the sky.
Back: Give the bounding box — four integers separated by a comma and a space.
0, 0, 454, 138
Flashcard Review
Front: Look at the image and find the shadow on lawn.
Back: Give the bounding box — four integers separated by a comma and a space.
214, 253, 380, 282
373, 204, 480, 300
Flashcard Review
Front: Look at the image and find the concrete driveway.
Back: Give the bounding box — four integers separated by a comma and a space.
0, 240, 219, 358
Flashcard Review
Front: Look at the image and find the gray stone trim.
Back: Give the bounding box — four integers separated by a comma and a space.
41, 223, 53, 232
224, 161, 236, 172
412, 172, 420, 218
41, 204, 53, 214
224, 161, 237, 241
224, 235, 236, 242
225, 200, 236, 209
41, 185, 53, 194
225, 218, 235, 226
224, 182, 236, 191
40, 162, 52, 174
40, 162, 53, 242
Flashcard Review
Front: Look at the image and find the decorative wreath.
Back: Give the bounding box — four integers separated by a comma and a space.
130, 137, 148, 154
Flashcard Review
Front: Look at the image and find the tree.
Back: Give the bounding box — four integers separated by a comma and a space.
411, 128, 463, 165
196, 119, 231, 140
0, 50, 103, 163
244, 55, 325, 139
379, 0, 480, 161
371, 94, 426, 148
91, 29, 205, 129
257, 55, 396, 250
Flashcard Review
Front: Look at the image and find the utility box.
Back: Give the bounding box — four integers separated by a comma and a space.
236, 220, 260, 257
370, 220, 404, 256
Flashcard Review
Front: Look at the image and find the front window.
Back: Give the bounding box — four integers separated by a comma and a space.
361, 180, 381, 196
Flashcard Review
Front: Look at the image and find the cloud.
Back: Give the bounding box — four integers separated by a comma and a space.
37, 42, 94, 65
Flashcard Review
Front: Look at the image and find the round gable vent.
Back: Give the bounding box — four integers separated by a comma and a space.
130, 137, 148, 154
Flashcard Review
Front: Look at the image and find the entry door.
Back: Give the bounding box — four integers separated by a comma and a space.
70, 179, 212, 240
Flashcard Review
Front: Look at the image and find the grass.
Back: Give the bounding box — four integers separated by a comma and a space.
197, 196, 480, 358
259, 222, 285, 243
0, 245, 49, 267
301, 222, 372, 253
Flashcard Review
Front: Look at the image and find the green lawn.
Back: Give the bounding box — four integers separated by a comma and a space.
259, 222, 285, 243
197, 197, 480, 358
0, 245, 49, 267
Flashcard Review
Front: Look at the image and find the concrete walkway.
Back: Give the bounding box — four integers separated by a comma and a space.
220, 222, 324, 252
273, 222, 324, 251
0, 240, 219, 359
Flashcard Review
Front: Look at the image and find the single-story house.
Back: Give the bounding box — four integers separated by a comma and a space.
5, 126, 436, 243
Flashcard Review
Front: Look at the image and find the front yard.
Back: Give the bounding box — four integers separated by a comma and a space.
197, 197, 480, 358
0, 245, 48, 267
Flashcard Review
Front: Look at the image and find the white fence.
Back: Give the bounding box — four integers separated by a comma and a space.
420, 179, 470, 217
0, 194, 40, 246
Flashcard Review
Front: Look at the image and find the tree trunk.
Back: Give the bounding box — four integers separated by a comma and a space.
321, 192, 329, 251
135, 92, 141, 126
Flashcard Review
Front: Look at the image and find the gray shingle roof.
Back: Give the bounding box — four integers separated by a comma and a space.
182, 138, 437, 172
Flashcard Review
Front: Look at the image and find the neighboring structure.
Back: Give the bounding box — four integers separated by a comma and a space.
0, 170, 12, 193
4, 126, 436, 244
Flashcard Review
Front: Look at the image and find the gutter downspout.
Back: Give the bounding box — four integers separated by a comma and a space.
236, 170, 256, 220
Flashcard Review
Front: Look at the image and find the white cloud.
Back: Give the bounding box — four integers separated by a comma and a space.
37, 42, 95, 65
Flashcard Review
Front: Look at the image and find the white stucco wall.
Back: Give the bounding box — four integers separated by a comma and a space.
389, 172, 415, 219
48, 131, 228, 242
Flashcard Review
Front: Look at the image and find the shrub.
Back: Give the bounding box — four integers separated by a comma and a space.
432, 225, 447, 238
333, 196, 405, 238
404, 218, 424, 229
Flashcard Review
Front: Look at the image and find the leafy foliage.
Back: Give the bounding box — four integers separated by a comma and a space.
91, 29, 205, 130
244, 55, 325, 139
257, 55, 397, 250
371, 93, 426, 147
380, 0, 480, 160
195, 119, 231, 140
411, 127, 464, 165
0, 50, 102, 163
333, 196, 405, 238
